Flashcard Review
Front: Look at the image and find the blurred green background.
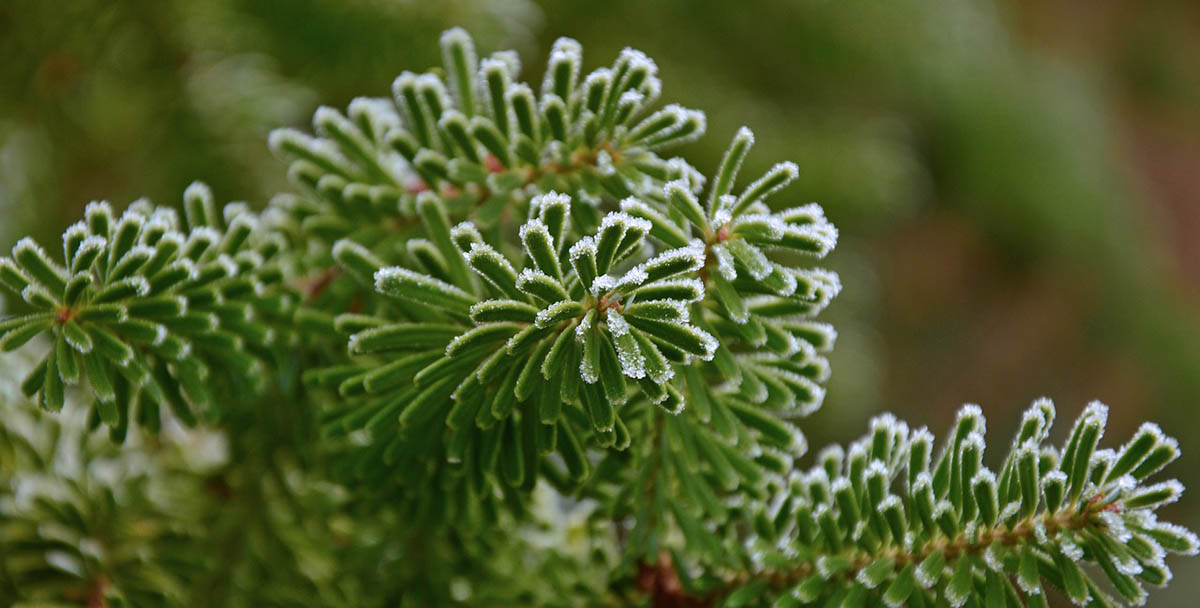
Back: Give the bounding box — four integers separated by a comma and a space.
2, 0, 1199, 603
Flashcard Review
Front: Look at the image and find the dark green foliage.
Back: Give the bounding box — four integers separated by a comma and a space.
0, 186, 294, 435
688, 401, 1197, 606
0, 27, 1194, 608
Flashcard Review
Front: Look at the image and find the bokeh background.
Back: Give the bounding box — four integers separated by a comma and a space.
2, 0, 1199, 603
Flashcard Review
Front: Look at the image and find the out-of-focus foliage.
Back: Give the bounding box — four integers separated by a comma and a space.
0, 340, 619, 606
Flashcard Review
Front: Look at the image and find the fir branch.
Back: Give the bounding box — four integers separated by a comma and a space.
266, 28, 705, 255
0, 187, 295, 434
0, 25, 1195, 608
707, 401, 1197, 607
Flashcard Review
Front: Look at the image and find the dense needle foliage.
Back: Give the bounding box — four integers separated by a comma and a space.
0, 28, 1194, 607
